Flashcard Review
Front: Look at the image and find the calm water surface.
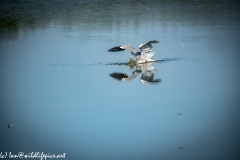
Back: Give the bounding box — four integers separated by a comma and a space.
0, 1, 240, 160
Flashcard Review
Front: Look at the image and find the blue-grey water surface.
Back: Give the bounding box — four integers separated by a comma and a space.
0, 1, 240, 160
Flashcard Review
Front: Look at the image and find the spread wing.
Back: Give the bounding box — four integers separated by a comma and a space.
139, 40, 159, 51
109, 71, 139, 81
108, 46, 125, 52
141, 71, 161, 83
109, 72, 128, 81
108, 44, 138, 54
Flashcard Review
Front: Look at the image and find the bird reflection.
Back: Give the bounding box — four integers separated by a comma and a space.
109, 61, 161, 84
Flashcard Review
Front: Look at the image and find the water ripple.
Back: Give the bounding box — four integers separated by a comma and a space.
49, 57, 185, 67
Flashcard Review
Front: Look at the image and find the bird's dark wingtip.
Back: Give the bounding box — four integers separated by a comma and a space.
109, 72, 128, 80
152, 40, 160, 43
108, 46, 125, 52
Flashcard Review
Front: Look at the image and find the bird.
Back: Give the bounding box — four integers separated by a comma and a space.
108, 40, 160, 64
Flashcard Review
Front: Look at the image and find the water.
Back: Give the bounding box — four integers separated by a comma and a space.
0, 1, 240, 160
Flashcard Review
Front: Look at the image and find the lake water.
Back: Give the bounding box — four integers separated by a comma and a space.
0, 1, 240, 160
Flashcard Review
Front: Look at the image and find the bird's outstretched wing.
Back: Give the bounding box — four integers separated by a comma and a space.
109, 71, 139, 81
108, 46, 125, 52
108, 44, 138, 54
139, 40, 159, 51
109, 72, 128, 80
141, 72, 161, 83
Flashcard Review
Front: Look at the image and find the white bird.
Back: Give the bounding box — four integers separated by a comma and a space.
108, 40, 159, 64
